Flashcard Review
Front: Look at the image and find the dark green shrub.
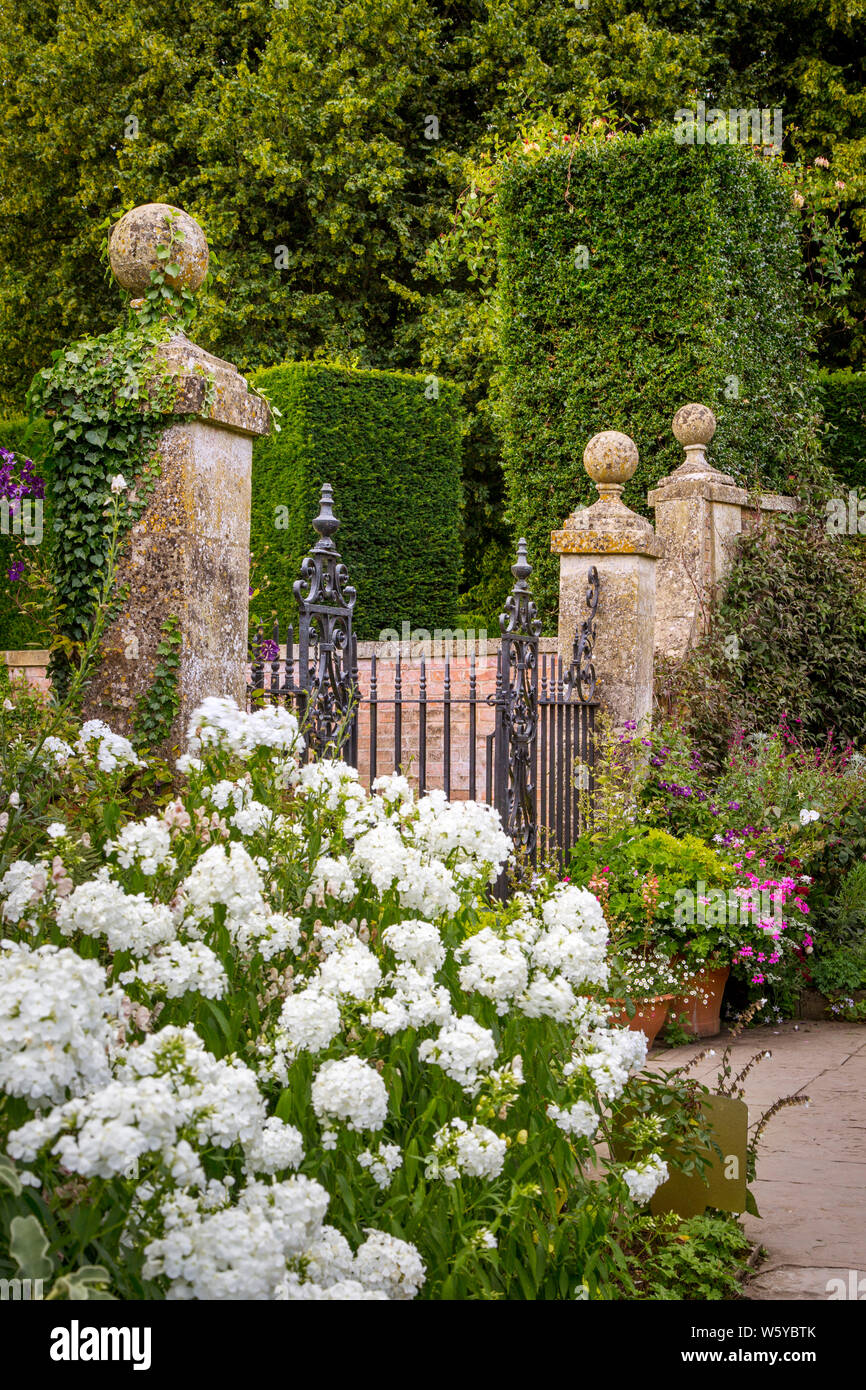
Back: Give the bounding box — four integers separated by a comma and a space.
659, 514, 866, 764
810, 939, 866, 997
496, 128, 827, 626
818, 369, 866, 490
250, 363, 463, 640
0, 416, 52, 650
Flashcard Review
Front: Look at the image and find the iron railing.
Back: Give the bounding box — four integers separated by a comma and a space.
250, 485, 600, 872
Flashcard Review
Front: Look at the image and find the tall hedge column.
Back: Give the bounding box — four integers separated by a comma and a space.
82, 203, 270, 748
551, 431, 662, 730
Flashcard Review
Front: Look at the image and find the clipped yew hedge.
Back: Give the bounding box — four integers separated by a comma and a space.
818, 370, 866, 489
251, 362, 464, 640
496, 128, 826, 626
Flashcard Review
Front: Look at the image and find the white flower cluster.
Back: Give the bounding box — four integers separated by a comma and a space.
0, 941, 121, 1106
623, 1154, 669, 1205
411, 790, 511, 885
367, 963, 452, 1035
179, 842, 299, 961
143, 1176, 328, 1299
457, 928, 528, 1013
532, 884, 609, 988
0, 859, 48, 927
316, 939, 382, 1001
358, 1142, 403, 1189
311, 1055, 389, 1134
565, 1026, 648, 1102
142, 1176, 425, 1300
305, 854, 357, 906
76, 719, 143, 774
546, 1099, 599, 1140
42, 735, 74, 768
427, 1118, 507, 1183
181, 841, 265, 923
418, 1015, 498, 1090
131, 941, 228, 1000
274, 990, 342, 1061
243, 1117, 305, 1176
106, 815, 176, 875
8, 1027, 273, 1185
56, 874, 175, 956
292, 761, 375, 837
186, 697, 304, 762
382, 919, 446, 975
351, 823, 460, 918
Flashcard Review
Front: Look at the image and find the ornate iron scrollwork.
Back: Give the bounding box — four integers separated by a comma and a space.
293, 483, 358, 757
564, 564, 600, 703
494, 538, 542, 858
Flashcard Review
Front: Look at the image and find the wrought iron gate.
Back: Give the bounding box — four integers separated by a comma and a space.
250, 484, 599, 871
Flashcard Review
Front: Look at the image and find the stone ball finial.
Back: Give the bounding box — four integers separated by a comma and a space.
583, 430, 639, 502
108, 203, 209, 296
672, 403, 716, 448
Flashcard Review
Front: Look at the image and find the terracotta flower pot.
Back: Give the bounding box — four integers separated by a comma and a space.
608, 995, 673, 1048
668, 966, 730, 1039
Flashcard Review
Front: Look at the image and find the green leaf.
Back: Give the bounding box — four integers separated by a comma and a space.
10, 1214, 54, 1280
0, 1154, 23, 1195
744, 1188, 761, 1219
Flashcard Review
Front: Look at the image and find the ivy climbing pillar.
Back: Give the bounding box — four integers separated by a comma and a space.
81, 202, 270, 749
551, 431, 663, 731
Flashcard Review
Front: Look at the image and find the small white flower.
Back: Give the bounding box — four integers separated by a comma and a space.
110, 474, 128, 493
46, 822, 67, 840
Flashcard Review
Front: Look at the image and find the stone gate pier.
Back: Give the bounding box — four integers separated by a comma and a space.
81, 203, 270, 749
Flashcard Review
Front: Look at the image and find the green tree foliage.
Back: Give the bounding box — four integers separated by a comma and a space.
0, 0, 863, 599
817, 369, 866, 489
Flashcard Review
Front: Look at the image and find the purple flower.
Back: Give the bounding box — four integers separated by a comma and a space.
257, 639, 279, 662
728, 801, 740, 810
7, 560, 24, 582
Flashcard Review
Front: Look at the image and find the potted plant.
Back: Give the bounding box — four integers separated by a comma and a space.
570, 826, 739, 1038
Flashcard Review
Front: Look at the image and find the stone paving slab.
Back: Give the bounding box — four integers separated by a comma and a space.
649, 1021, 866, 1302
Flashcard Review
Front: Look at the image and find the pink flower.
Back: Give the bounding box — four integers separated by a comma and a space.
752, 973, 765, 984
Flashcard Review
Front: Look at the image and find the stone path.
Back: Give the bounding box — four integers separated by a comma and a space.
652, 1020, 866, 1301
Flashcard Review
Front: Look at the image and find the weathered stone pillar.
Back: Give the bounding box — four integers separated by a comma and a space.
551, 431, 662, 730
648, 404, 796, 663
82, 203, 270, 748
